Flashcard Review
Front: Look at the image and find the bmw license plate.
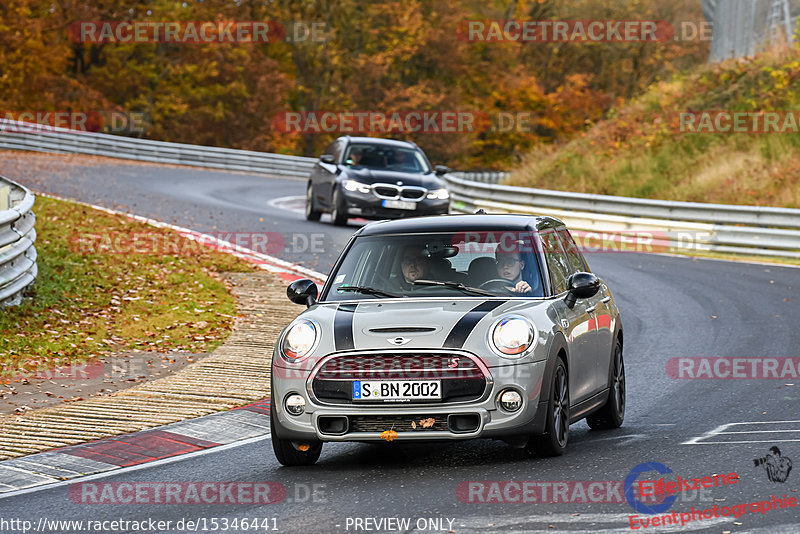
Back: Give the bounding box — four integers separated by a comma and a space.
352, 380, 441, 401
382, 199, 416, 211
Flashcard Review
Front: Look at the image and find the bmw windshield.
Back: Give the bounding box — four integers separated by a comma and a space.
322, 231, 546, 301
343, 144, 432, 174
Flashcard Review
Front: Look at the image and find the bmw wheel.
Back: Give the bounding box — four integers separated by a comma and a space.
586, 339, 625, 430
330, 187, 348, 226
305, 183, 322, 222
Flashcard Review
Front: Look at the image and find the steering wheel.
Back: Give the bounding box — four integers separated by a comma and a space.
479, 278, 516, 292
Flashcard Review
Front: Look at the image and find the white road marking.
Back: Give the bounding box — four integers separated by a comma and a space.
683, 420, 800, 445
581, 434, 647, 446
268, 195, 306, 215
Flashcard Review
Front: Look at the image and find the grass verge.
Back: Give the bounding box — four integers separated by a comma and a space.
0, 195, 257, 381
509, 48, 800, 208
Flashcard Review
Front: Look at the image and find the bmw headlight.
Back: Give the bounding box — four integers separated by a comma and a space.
426, 188, 449, 200
282, 320, 318, 361
344, 180, 371, 194
490, 316, 535, 358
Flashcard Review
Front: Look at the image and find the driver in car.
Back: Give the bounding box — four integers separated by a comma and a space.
495, 249, 533, 295
347, 148, 363, 166
392, 245, 430, 291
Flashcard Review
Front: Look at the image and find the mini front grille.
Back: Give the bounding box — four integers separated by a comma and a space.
311, 352, 489, 404
348, 414, 450, 433
316, 354, 483, 380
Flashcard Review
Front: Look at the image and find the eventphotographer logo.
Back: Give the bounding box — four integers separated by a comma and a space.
754, 447, 793, 483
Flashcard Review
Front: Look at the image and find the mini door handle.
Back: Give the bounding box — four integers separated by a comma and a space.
585, 306, 596, 314
601, 296, 611, 303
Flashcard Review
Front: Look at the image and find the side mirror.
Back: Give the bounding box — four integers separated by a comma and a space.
287, 279, 318, 307
435, 165, 451, 176
320, 154, 335, 164
564, 272, 600, 309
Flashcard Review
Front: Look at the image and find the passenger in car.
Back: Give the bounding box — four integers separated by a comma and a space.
495, 250, 533, 295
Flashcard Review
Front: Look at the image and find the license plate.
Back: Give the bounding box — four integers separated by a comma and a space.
352, 380, 441, 401
382, 199, 417, 211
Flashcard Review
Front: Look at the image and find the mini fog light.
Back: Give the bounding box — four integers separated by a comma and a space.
285, 394, 306, 416
499, 390, 522, 412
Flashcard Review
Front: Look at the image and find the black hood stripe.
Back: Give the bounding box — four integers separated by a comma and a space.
443, 300, 506, 348
334, 303, 358, 351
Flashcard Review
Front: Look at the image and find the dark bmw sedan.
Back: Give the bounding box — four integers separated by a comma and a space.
305, 136, 451, 225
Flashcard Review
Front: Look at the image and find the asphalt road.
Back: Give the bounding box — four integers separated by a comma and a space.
0, 154, 798, 533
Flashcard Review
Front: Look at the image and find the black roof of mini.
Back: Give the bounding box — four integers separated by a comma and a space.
356, 214, 565, 236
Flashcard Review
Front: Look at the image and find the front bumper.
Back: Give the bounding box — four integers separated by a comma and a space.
271, 358, 547, 442
341, 189, 449, 219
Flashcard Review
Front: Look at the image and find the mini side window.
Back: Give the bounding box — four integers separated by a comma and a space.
557, 228, 589, 274
540, 230, 570, 295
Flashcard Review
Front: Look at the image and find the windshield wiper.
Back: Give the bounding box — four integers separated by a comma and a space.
337, 285, 401, 298
413, 279, 495, 297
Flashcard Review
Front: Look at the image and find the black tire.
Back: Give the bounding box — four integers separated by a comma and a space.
270, 398, 322, 466
527, 359, 569, 457
305, 183, 322, 222
586, 339, 625, 430
330, 187, 349, 226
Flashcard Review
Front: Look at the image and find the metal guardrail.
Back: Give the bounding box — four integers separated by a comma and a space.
0, 176, 37, 307
0, 119, 317, 178
444, 174, 800, 259
450, 171, 508, 184
2, 117, 797, 259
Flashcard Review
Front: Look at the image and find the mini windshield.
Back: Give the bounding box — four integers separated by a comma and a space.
323, 231, 545, 301
343, 144, 431, 174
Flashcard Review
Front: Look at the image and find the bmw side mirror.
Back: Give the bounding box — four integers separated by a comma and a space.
565, 272, 600, 309
287, 279, 318, 307
435, 165, 451, 176
320, 154, 335, 164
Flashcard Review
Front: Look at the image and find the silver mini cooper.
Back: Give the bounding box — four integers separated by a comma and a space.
270, 214, 625, 465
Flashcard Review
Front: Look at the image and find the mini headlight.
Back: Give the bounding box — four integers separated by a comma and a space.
490, 316, 535, 358
282, 320, 318, 361
426, 188, 449, 200
344, 180, 371, 194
